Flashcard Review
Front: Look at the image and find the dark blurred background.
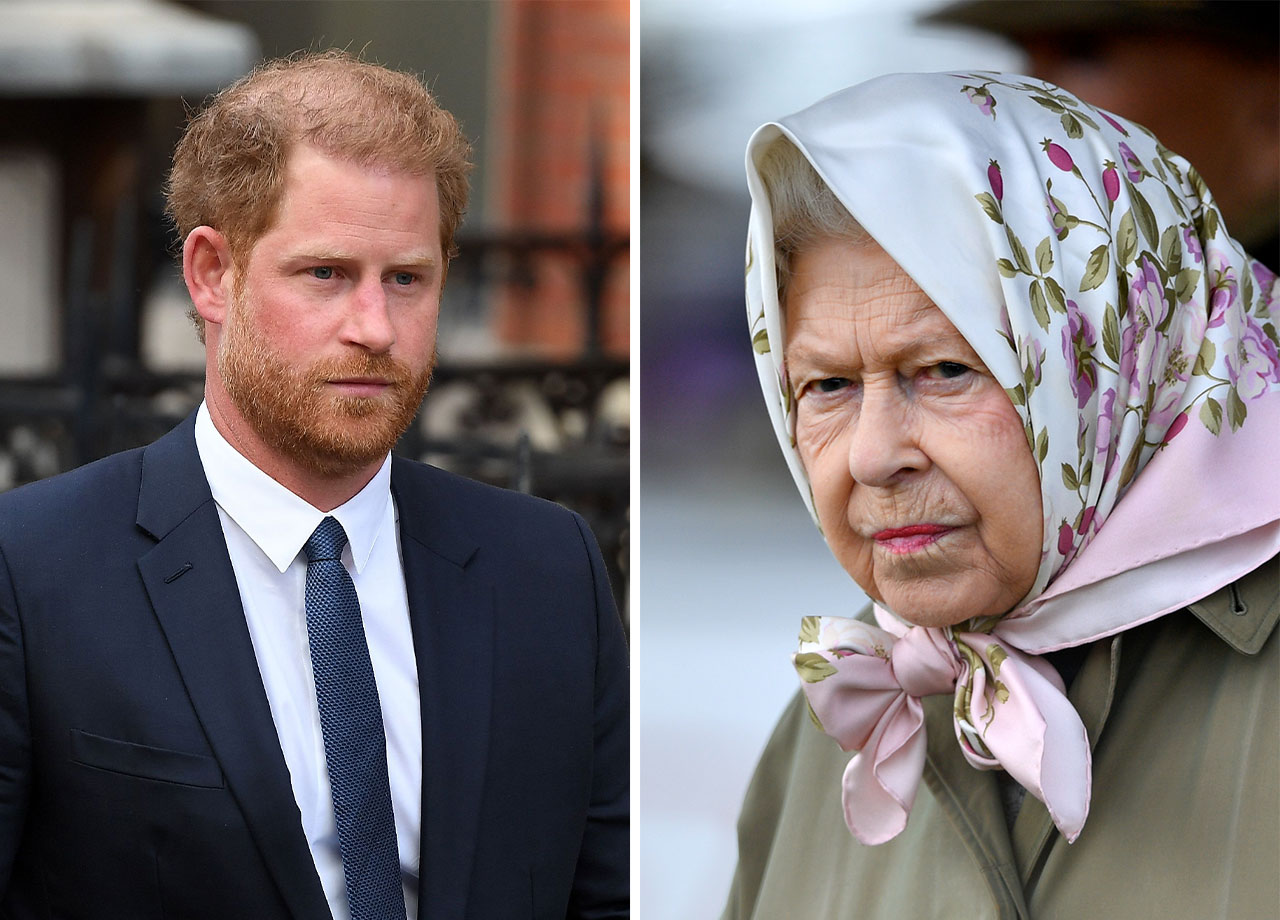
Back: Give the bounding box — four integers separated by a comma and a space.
638, 2, 1277, 916
0, 0, 629, 613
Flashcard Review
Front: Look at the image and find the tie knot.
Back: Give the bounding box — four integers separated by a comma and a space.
304, 516, 349, 563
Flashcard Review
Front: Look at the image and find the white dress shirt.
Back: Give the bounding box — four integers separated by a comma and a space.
194, 403, 420, 920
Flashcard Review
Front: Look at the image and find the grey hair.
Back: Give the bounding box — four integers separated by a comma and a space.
755, 137, 869, 303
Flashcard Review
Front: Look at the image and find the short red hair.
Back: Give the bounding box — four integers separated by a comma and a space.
167, 50, 473, 333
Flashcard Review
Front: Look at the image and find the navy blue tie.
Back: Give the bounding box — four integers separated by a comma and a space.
303, 516, 405, 920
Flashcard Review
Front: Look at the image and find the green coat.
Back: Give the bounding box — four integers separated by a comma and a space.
723, 557, 1278, 919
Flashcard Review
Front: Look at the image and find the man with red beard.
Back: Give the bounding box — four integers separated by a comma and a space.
0, 52, 628, 920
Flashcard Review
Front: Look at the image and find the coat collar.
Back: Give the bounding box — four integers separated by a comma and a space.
1187, 555, 1279, 655
390, 457, 493, 920
135, 414, 332, 919
135, 413, 214, 542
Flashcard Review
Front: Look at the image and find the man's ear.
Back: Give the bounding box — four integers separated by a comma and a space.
183, 226, 235, 327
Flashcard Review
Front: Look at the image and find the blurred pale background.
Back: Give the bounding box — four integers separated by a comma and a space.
638, 2, 1021, 917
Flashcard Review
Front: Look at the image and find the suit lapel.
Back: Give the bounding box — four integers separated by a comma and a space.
393, 460, 493, 920
135, 417, 330, 920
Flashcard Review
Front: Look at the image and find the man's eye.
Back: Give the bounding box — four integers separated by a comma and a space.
814, 377, 851, 393
309, 266, 335, 280
392, 272, 416, 286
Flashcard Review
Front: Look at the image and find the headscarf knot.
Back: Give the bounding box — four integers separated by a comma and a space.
888, 625, 959, 698
796, 614, 1091, 845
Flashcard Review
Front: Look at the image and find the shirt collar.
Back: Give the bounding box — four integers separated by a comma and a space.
194, 402, 393, 574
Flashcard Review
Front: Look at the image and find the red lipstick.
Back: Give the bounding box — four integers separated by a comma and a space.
872, 524, 953, 554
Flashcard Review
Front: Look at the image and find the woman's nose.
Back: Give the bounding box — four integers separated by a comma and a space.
845, 386, 929, 486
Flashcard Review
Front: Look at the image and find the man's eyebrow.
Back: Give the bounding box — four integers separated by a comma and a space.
285, 248, 440, 267
386, 253, 441, 268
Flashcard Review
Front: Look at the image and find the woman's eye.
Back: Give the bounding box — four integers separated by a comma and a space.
929, 362, 970, 379
309, 266, 335, 280
814, 377, 852, 393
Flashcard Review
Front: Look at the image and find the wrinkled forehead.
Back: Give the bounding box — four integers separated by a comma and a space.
781, 238, 977, 361
745, 85, 1019, 384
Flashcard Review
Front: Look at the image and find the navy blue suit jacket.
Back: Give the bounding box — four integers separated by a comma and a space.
0, 414, 628, 918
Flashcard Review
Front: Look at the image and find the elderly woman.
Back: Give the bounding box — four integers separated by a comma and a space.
727, 73, 1278, 918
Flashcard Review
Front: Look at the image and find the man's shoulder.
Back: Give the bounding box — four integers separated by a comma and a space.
0, 413, 196, 528
0, 445, 147, 529
390, 455, 594, 556
0, 444, 156, 586
392, 455, 582, 525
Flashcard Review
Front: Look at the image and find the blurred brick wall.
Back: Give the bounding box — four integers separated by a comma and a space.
490, 0, 629, 358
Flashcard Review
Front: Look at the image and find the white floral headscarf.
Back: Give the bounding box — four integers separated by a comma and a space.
744, 73, 1280, 845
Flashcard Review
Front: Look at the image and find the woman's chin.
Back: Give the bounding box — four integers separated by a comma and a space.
874, 583, 1020, 629
887, 606, 980, 630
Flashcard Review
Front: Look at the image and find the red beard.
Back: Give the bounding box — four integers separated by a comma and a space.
218, 301, 433, 478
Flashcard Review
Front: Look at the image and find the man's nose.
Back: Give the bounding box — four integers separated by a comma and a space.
343, 279, 397, 353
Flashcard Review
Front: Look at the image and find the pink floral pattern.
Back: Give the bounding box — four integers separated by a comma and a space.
1209, 251, 1238, 322
1228, 316, 1280, 399
1118, 141, 1144, 181
963, 85, 996, 118
1102, 161, 1120, 202
1042, 139, 1075, 172
947, 72, 1278, 547
1062, 300, 1098, 407
987, 159, 1003, 201
1183, 226, 1203, 264
1099, 110, 1128, 135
